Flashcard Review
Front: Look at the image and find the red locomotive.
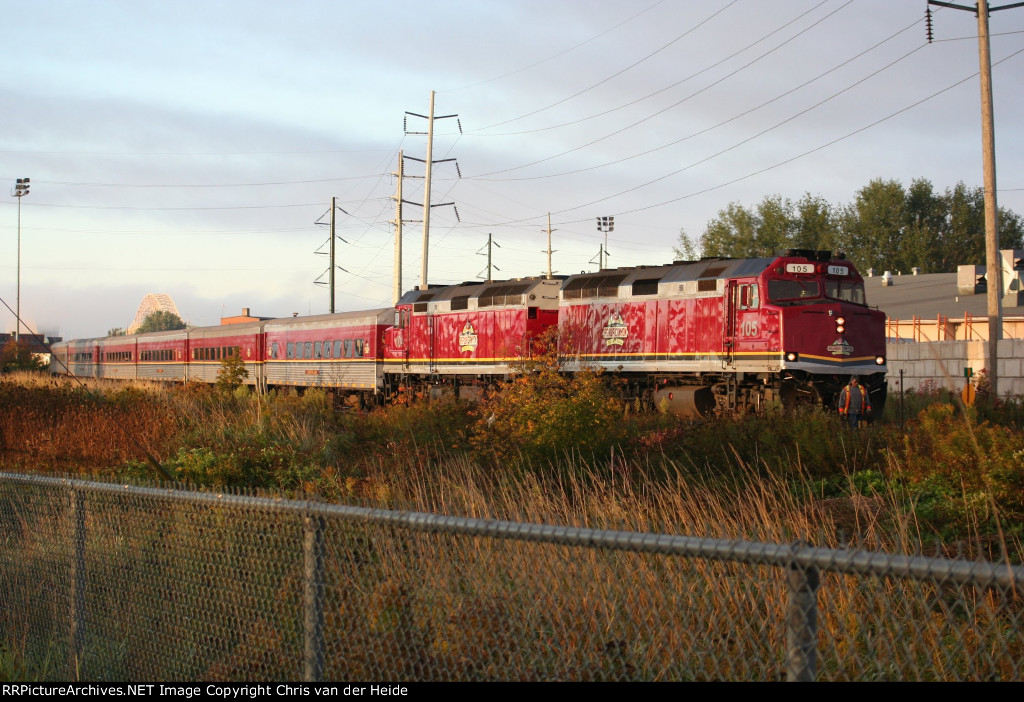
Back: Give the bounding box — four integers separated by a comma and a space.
556, 250, 886, 416
51, 250, 886, 417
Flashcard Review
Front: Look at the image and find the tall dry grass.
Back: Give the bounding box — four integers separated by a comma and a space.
1, 372, 1023, 680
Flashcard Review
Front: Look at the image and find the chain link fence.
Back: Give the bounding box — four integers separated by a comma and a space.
0, 472, 1021, 682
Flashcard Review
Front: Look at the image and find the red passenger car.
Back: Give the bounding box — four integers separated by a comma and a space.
264, 310, 393, 394
136, 329, 188, 382
188, 321, 264, 386
97, 336, 137, 380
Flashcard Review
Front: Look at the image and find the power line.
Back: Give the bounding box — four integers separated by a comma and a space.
439, 1, 667, 93
470, 1, 740, 131
468, 0, 838, 140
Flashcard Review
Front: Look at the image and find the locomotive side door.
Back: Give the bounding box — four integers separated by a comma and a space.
723, 281, 737, 367
733, 281, 765, 367
428, 313, 437, 373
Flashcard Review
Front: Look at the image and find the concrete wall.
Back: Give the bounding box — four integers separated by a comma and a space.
887, 338, 1024, 397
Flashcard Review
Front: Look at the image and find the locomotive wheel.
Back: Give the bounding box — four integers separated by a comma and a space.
779, 380, 822, 411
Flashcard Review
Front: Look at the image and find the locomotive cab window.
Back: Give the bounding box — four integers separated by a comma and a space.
768, 279, 819, 303
824, 280, 866, 305
739, 284, 760, 310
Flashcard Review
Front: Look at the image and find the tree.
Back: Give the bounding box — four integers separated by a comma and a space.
216, 351, 249, 394
136, 310, 186, 333
673, 227, 700, 260
685, 177, 1024, 274
1, 340, 46, 373
793, 193, 846, 254
107, 327, 126, 337
755, 195, 795, 256
842, 178, 908, 275
699, 201, 760, 257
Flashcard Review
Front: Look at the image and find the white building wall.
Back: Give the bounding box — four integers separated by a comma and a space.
887, 339, 1024, 398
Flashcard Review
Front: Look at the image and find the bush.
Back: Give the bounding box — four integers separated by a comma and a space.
469, 330, 627, 464
216, 352, 248, 394
897, 403, 1024, 534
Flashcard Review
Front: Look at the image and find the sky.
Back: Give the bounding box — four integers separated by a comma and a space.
2, 0, 1024, 340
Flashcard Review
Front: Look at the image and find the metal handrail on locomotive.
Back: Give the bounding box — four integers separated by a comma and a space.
50, 250, 886, 417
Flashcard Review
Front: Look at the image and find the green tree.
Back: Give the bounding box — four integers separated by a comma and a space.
699, 201, 760, 257
673, 227, 700, 260
755, 195, 795, 256
216, 351, 249, 394
136, 310, 186, 333
107, 327, 126, 337
841, 178, 908, 274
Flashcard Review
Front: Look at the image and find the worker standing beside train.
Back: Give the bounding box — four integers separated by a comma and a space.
837, 376, 871, 428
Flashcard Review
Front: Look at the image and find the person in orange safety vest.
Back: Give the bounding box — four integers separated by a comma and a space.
837, 376, 871, 428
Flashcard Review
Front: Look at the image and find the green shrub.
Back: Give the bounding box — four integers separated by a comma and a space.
469, 332, 626, 464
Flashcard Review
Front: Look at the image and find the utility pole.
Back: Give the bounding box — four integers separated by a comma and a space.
329, 196, 336, 314
477, 233, 501, 282
392, 151, 404, 305
421, 91, 435, 291
544, 212, 557, 279
404, 92, 461, 291
928, 1, 1022, 401
314, 200, 347, 312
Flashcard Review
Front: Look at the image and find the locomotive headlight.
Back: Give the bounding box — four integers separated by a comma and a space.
835, 316, 846, 334
836, 316, 845, 326
875, 355, 885, 365
785, 352, 799, 362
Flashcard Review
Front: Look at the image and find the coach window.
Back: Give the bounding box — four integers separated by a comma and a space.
314, 341, 323, 359
355, 339, 365, 358
304, 342, 313, 358
323, 339, 332, 358
343, 339, 353, 358
333, 340, 343, 358
286, 342, 295, 359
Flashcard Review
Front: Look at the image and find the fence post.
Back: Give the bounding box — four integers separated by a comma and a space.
303, 513, 326, 682
786, 548, 820, 682
68, 488, 86, 678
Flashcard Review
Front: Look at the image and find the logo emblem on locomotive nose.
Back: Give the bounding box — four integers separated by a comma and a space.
459, 322, 479, 353
602, 313, 628, 347
827, 338, 854, 356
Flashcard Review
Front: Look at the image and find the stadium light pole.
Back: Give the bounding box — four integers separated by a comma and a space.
12, 177, 30, 343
